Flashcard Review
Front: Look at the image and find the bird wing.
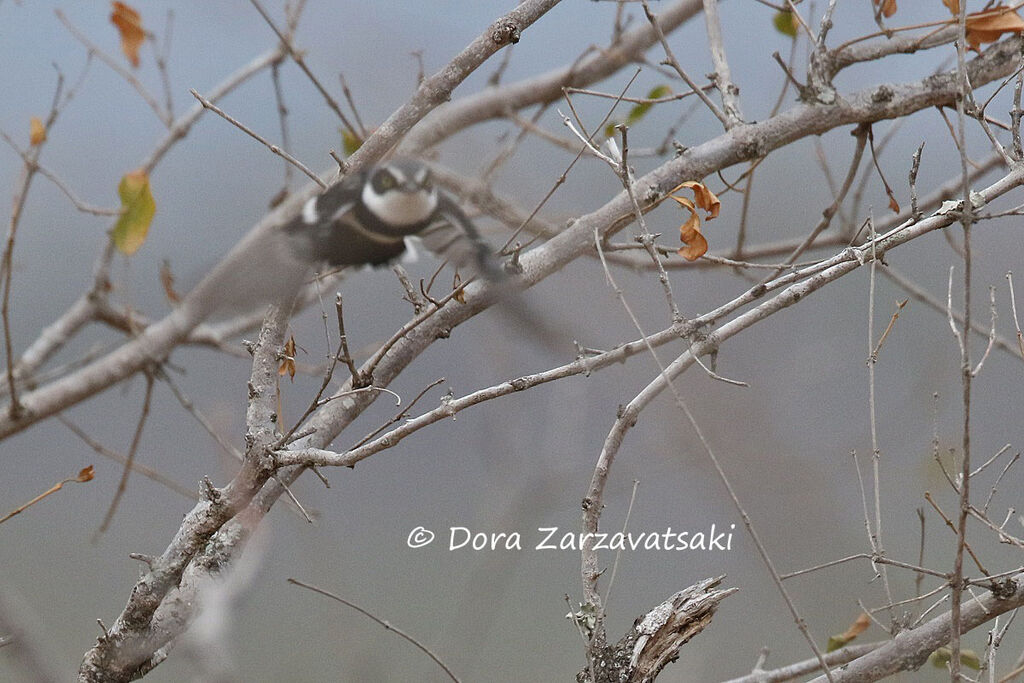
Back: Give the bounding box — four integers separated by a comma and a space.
418, 192, 504, 281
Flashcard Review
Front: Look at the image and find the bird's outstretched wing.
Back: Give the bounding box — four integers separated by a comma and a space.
418, 192, 505, 282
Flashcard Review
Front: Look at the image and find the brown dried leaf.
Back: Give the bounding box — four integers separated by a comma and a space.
943, 0, 960, 14
159, 260, 180, 304
667, 181, 719, 261
29, 117, 46, 145
452, 271, 466, 304
675, 180, 721, 219
279, 336, 296, 380
965, 5, 1024, 51
76, 466, 95, 482
110, 2, 145, 68
887, 192, 900, 214
670, 196, 709, 261
827, 613, 871, 652
877, 0, 897, 18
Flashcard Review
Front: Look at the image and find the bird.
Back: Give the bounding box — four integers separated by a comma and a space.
190, 159, 505, 320
284, 159, 503, 281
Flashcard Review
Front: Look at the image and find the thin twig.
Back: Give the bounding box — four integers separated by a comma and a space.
189, 88, 326, 188
287, 578, 460, 682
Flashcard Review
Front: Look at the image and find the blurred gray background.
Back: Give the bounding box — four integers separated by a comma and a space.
1, 1, 1022, 681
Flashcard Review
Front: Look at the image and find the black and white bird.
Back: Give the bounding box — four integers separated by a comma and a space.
190, 159, 504, 319
285, 159, 503, 280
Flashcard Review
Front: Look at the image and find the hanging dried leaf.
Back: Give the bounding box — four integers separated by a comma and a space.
159, 260, 180, 304
943, 0, 960, 13
667, 181, 720, 261
279, 336, 297, 380
670, 196, 709, 261
29, 117, 46, 145
110, 2, 145, 68
0, 465, 97, 525
873, 0, 897, 18
452, 271, 466, 304
112, 170, 156, 256
677, 180, 721, 218
826, 613, 871, 652
964, 5, 1024, 51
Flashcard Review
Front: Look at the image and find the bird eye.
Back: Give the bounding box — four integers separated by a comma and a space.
374, 170, 396, 192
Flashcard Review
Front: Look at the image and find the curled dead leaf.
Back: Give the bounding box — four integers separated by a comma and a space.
965, 5, 1024, 51
943, 3, 1024, 51
873, 0, 897, 18
279, 336, 297, 380
667, 181, 720, 261
159, 260, 180, 305
827, 613, 871, 651
671, 196, 709, 261
76, 466, 95, 482
110, 2, 145, 68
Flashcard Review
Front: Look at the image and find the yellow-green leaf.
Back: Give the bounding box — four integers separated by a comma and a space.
342, 128, 363, 155
112, 170, 155, 256
929, 647, 981, 671
774, 11, 798, 37
626, 84, 672, 125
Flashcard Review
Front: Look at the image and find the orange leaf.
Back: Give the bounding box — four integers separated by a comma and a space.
29, 117, 46, 145
279, 336, 296, 380
675, 180, 721, 219
827, 613, 871, 651
943, 0, 960, 14
110, 2, 145, 68
452, 271, 466, 304
670, 196, 709, 261
667, 181, 719, 261
159, 260, 180, 304
875, 0, 897, 18
966, 6, 1024, 51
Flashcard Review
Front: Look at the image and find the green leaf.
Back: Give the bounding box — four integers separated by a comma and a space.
773, 10, 797, 38
112, 170, 155, 256
626, 84, 672, 126
342, 128, 363, 155
929, 647, 981, 671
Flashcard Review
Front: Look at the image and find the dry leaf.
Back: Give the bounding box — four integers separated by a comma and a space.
0, 466, 96, 525
827, 613, 871, 651
110, 2, 145, 68
667, 181, 720, 261
159, 260, 180, 304
875, 0, 897, 18
670, 196, 709, 261
965, 5, 1024, 51
943, 3, 1024, 51
452, 271, 466, 304
112, 170, 156, 256
279, 336, 296, 380
29, 117, 46, 145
